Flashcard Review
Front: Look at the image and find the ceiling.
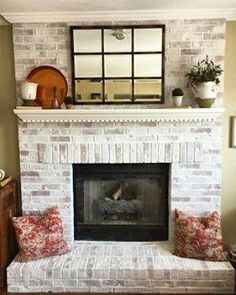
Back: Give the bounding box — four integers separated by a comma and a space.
1, 0, 235, 13
1, 0, 236, 23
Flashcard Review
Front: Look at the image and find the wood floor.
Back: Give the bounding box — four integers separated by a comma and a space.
0, 294, 225, 295
0, 289, 235, 295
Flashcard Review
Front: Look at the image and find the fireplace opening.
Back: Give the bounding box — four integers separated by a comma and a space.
73, 164, 169, 241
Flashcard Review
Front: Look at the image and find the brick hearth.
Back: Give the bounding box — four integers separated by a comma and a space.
7, 241, 235, 294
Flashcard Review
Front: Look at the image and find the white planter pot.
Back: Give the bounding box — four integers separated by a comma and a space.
172, 96, 183, 107
20, 81, 38, 100
192, 82, 217, 100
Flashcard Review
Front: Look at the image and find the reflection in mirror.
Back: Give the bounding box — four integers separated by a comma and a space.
134, 28, 162, 52
134, 79, 162, 102
73, 30, 101, 52
105, 55, 132, 77
74, 55, 102, 78
134, 54, 162, 77
104, 29, 131, 52
105, 80, 132, 102
75, 80, 103, 102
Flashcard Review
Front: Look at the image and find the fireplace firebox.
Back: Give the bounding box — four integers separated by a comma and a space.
73, 164, 169, 241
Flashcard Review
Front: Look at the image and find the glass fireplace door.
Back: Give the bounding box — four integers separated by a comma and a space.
73, 164, 169, 241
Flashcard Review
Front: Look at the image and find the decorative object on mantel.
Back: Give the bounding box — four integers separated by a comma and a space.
70, 25, 165, 105
26, 65, 68, 109
20, 81, 38, 106
230, 116, 236, 148
171, 88, 184, 107
64, 96, 75, 109
185, 55, 223, 108
51, 86, 61, 109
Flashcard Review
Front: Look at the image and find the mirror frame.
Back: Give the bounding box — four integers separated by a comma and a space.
70, 25, 166, 105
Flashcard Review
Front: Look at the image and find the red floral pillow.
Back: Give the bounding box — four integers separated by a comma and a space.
174, 209, 225, 261
12, 207, 69, 261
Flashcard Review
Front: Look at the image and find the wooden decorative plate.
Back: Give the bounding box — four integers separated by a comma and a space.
27, 66, 68, 109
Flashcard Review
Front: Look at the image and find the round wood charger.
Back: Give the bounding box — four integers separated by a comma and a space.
27, 66, 68, 109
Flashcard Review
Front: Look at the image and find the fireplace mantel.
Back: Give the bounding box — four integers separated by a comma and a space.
14, 107, 224, 123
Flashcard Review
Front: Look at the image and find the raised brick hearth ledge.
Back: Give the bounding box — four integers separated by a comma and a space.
7, 241, 234, 294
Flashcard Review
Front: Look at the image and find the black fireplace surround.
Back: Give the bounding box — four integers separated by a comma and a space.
73, 164, 169, 241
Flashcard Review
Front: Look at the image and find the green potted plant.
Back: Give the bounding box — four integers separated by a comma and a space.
64, 96, 75, 109
185, 55, 223, 108
172, 88, 184, 107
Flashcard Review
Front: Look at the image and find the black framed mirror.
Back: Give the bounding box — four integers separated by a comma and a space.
70, 25, 165, 105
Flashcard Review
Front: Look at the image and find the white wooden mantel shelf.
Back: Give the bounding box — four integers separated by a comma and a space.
13, 108, 224, 123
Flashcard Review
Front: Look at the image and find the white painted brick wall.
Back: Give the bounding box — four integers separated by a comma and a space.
12, 19, 226, 107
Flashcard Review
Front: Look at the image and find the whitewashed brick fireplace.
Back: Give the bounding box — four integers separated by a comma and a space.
8, 16, 235, 294
15, 108, 223, 244
10, 107, 236, 294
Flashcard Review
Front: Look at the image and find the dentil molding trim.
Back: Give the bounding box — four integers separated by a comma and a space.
2, 9, 236, 23
13, 108, 224, 123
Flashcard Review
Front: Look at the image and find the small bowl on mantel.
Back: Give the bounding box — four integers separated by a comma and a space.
64, 96, 75, 109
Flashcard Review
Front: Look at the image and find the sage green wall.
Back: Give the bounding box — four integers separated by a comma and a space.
0, 21, 19, 179
222, 21, 236, 245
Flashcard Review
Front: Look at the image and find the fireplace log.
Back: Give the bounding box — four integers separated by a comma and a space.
111, 186, 122, 201
100, 198, 141, 215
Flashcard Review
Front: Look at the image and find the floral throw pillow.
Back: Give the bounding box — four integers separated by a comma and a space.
174, 209, 225, 261
12, 207, 69, 261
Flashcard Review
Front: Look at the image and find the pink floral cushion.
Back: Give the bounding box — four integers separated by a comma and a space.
174, 209, 225, 261
12, 207, 69, 261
